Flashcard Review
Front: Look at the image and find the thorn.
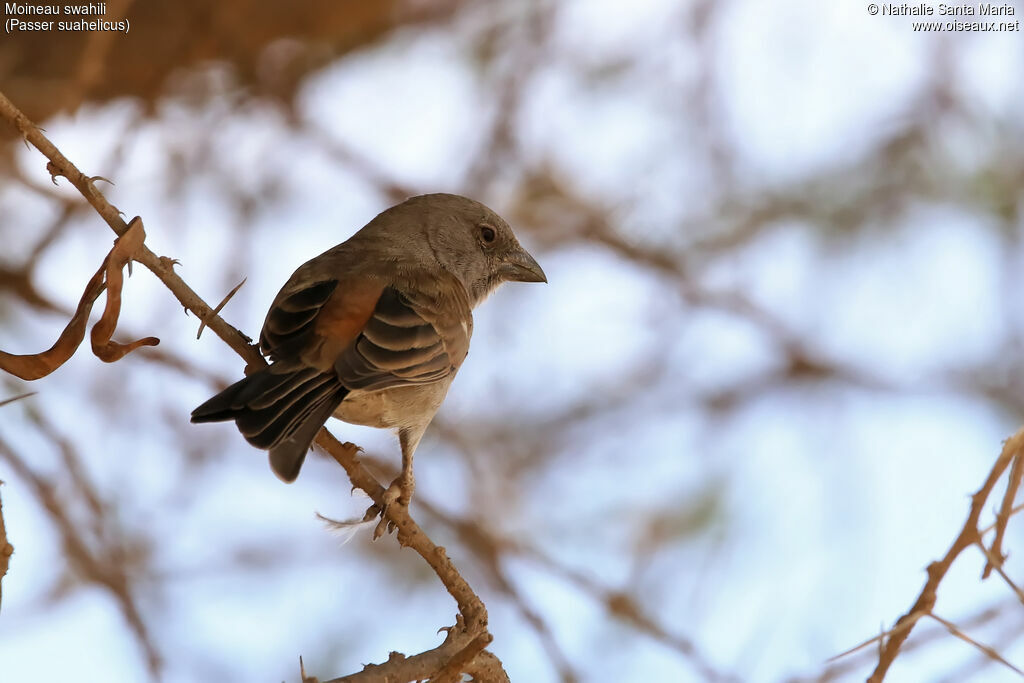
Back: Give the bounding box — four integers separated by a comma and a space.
299, 655, 318, 683
89, 175, 115, 186
197, 277, 246, 339
0, 392, 37, 408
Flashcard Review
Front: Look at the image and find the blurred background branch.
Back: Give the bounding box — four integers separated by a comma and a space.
2, 1, 1024, 682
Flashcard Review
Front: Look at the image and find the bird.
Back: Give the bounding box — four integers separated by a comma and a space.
190, 193, 546, 506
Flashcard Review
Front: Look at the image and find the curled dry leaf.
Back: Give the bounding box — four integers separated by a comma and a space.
0, 217, 159, 379
91, 218, 160, 362
0, 264, 106, 380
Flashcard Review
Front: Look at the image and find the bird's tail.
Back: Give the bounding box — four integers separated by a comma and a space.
190, 364, 348, 482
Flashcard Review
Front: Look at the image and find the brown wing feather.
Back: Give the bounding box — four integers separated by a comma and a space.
308, 278, 385, 368
260, 277, 383, 367
261, 270, 472, 392
333, 273, 473, 391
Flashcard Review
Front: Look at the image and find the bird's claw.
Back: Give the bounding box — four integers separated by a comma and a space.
390, 470, 415, 507
366, 500, 399, 540
368, 472, 415, 540
372, 515, 395, 540
369, 503, 392, 539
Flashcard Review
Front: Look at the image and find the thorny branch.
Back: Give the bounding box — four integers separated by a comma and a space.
830, 428, 1024, 682
0, 90, 262, 369
0, 90, 503, 682
798, 601, 1023, 682
986, 452, 1024, 580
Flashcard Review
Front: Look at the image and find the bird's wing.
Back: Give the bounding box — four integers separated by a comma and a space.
259, 275, 382, 363
260, 271, 473, 392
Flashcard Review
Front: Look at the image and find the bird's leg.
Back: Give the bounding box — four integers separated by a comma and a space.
397, 442, 415, 506
374, 428, 421, 538
384, 427, 417, 507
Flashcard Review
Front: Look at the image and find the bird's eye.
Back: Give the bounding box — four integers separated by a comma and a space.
479, 225, 496, 244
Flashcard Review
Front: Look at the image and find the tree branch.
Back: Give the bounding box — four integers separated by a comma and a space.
865, 428, 1024, 681
0, 90, 262, 368
0, 89, 503, 683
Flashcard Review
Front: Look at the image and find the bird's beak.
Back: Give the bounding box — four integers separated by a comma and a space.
500, 248, 547, 283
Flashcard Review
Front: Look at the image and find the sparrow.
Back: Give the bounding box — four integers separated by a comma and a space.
191, 193, 546, 504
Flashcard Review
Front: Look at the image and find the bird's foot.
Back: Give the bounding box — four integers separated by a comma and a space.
366, 503, 394, 540
370, 471, 415, 540
386, 469, 415, 507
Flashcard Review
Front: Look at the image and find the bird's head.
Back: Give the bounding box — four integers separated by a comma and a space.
392, 193, 547, 306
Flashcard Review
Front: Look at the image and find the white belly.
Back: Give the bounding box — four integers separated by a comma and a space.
333, 380, 452, 431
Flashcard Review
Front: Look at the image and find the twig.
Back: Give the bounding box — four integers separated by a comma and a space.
0, 392, 35, 408
428, 631, 492, 683
981, 503, 1024, 536
930, 613, 1024, 677
827, 611, 927, 663
316, 433, 488, 630
415, 497, 736, 683
974, 541, 1024, 606
462, 649, 512, 683
934, 610, 1024, 683
865, 428, 1024, 682
320, 616, 492, 683
0, 89, 263, 369
414, 497, 579, 682
798, 601, 1017, 682
985, 449, 1024, 578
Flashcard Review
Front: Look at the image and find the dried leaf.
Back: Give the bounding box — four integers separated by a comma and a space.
0, 265, 106, 380
91, 218, 159, 362
0, 217, 159, 379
